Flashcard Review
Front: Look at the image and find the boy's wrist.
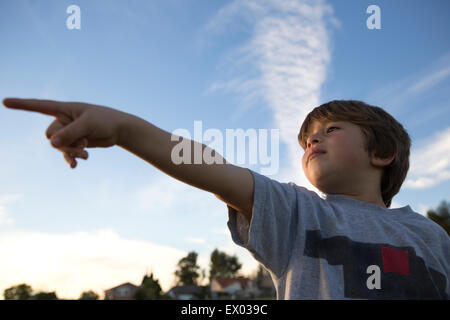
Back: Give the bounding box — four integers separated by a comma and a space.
117, 112, 143, 149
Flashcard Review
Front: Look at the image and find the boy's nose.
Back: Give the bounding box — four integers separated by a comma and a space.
307, 135, 321, 148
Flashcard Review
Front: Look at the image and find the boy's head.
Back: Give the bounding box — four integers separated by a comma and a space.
298, 100, 411, 208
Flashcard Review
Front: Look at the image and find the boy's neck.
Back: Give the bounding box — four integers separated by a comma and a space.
322, 179, 387, 208
329, 171, 387, 208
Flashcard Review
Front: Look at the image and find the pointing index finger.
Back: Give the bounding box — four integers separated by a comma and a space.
3, 98, 64, 117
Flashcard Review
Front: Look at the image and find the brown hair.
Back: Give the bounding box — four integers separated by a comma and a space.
298, 100, 411, 208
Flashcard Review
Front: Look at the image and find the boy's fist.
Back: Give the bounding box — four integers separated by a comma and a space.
46, 118, 89, 168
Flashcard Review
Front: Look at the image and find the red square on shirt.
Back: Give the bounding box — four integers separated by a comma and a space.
381, 246, 411, 276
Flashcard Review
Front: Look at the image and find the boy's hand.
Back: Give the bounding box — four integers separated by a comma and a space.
2, 98, 129, 168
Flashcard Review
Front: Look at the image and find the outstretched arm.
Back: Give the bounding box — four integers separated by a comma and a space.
118, 114, 254, 221
2, 98, 254, 222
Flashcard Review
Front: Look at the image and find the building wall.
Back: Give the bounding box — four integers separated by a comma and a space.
210, 279, 224, 293
104, 284, 138, 300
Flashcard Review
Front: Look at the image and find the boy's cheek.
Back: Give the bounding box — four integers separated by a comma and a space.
338, 150, 365, 168
332, 140, 357, 163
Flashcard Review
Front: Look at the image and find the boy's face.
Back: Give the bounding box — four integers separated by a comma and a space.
301, 120, 377, 194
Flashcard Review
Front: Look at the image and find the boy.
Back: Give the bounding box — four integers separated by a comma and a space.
2, 98, 449, 299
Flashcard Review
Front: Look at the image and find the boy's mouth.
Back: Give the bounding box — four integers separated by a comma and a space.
308, 150, 326, 163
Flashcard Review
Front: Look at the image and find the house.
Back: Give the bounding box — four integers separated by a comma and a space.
167, 284, 205, 300
210, 277, 258, 299
104, 282, 139, 300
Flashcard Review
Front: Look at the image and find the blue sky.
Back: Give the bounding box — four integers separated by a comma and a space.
0, 0, 449, 299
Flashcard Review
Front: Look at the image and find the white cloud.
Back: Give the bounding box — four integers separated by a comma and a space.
185, 237, 206, 244
0, 194, 23, 204
211, 227, 230, 236
0, 229, 186, 299
200, 0, 336, 188
404, 127, 450, 189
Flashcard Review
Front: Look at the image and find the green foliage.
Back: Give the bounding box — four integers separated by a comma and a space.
4, 284, 59, 300
198, 285, 211, 300
3, 283, 33, 300
427, 200, 450, 236
254, 264, 269, 288
31, 291, 58, 300
174, 251, 201, 285
79, 290, 99, 300
209, 248, 242, 282
134, 273, 162, 300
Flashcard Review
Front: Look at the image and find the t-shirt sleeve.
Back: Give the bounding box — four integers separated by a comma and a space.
227, 169, 298, 278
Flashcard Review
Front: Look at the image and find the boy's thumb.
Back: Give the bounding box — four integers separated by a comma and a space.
51, 136, 64, 148
50, 119, 87, 148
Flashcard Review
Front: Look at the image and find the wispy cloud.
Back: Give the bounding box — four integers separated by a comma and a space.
364, 52, 450, 191
0, 229, 186, 299
368, 52, 450, 110
404, 127, 450, 189
131, 174, 223, 215
407, 66, 450, 94
200, 0, 337, 185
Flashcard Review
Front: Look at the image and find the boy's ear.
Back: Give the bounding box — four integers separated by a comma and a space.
370, 152, 395, 168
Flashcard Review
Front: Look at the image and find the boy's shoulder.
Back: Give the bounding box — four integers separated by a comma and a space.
404, 210, 450, 240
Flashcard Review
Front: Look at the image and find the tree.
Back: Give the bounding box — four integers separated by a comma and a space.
31, 291, 58, 300
251, 264, 275, 298
134, 273, 162, 300
253, 264, 270, 288
3, 283, 33, 300
427, 200, 450, 236
174, 251, 201, 285
79, 290, 99, 300
209, 248, 242, 283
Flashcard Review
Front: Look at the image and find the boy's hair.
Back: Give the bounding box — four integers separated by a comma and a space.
298, 100, 411, 208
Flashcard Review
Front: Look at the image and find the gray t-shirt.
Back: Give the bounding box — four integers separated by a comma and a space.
227, 169, 450, 299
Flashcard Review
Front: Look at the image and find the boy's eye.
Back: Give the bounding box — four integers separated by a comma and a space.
327, 126, 338, 133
